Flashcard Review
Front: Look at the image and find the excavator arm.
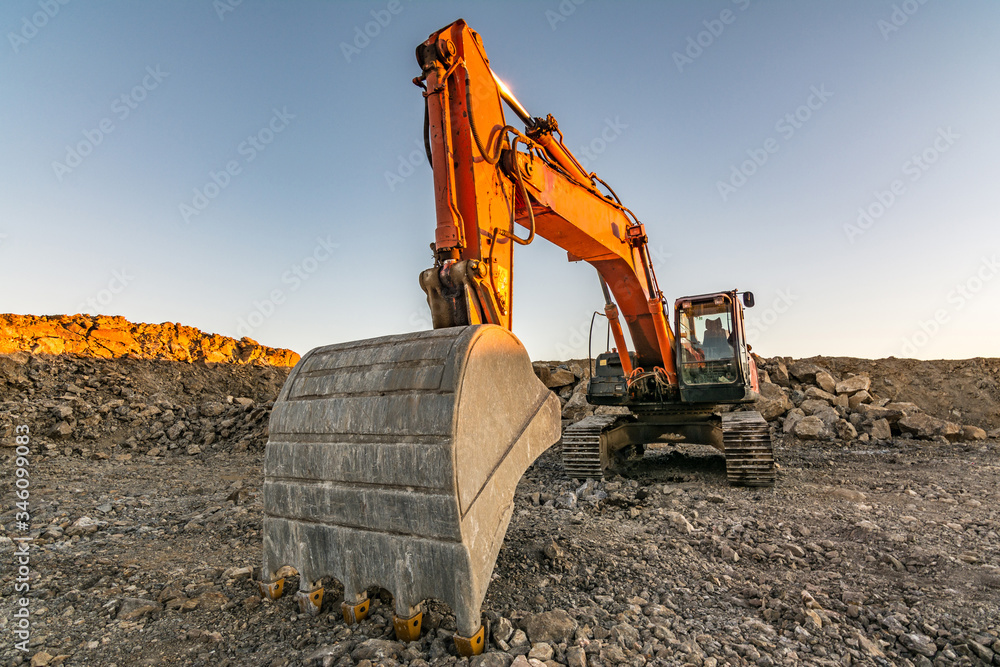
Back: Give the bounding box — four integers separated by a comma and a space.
415, 20, 676, 380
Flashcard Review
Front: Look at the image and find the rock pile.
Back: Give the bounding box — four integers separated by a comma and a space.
754, 358, 990, 444
0, 351, 289, 458
531, 357, 997, 443
0, 314, 299, 366
532, 360, 597, 423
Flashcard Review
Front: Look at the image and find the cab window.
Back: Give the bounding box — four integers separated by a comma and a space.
678, 299, 737, 385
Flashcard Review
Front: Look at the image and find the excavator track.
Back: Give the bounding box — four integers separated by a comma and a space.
561, 414, 621, 479
721, 411, 775, 487
563, 410, 775, 486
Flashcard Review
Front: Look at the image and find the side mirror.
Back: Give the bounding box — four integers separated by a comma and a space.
742, 292, 755, 308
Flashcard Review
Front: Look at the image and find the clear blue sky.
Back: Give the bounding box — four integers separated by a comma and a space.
2, 1, 998, 361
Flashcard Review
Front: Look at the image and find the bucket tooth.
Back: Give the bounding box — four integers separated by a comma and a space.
295, 586, 324, 616
262, 325, 561, 641
454, 624, 487, 657
257, 578, 285, 601
392, 605, 423, 642
341, 594, 370, 624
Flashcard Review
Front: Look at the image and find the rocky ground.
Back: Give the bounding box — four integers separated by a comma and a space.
1, 346, 999, 667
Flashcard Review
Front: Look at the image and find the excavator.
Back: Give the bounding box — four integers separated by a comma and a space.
258, 20, 774, 657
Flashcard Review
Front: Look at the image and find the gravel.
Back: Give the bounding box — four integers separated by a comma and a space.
1, 352, 998, 666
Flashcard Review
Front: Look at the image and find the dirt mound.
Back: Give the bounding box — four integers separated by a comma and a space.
0, 314, 299, 366
799, 356, 1000, 431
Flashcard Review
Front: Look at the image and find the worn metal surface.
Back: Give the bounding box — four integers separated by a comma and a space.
261, 324, 560, 636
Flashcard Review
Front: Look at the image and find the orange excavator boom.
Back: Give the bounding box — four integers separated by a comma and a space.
415, 19, 676, 380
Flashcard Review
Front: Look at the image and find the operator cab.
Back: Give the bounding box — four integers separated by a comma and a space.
674, 290, 758, 404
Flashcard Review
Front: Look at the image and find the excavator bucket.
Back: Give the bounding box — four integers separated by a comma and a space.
260, 325, 560, 651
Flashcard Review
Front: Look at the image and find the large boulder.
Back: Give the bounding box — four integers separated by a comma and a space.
814, 371, 837, 394
788, 362, 825, 384
564, 360, 591, 381
561, 381, 593, 421
804, 386, 836, 403
835, 374, 871, 395
848, 391, 872, 410
522, 609, 578, 644
800, 399, 834, 416
783, 408, 805, 433
755, 382, 793, 420
897, 413, 962, 440
793, 416, 830, 440
815, 408, 841, 427
49, 421, 74, 438
756, 396, 792, 421
199, 401, 226, 417
958, 425, 987, 441
869, 418, 892, 440
758, 381, 785, 401
834, 419, 858, 441
884, 402, 921, 416
854, 404, 904, 423
546, 367, 577, 388
531, 362, 551, 385
768, 359, 791, 387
